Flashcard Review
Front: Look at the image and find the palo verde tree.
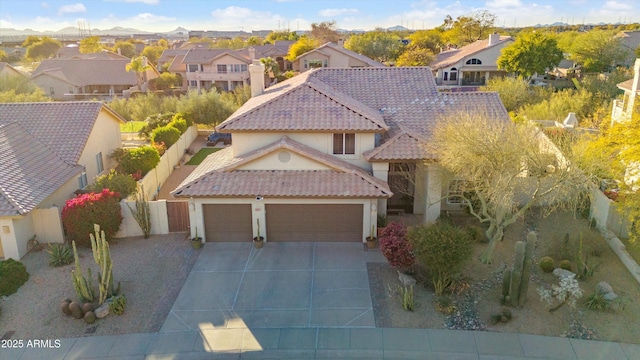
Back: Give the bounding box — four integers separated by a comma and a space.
430, 111, 595, 263
498, 31, 563, 79
344, 29, 404, 63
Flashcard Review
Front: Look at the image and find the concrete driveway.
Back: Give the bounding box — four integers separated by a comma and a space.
161, 242, 383, 332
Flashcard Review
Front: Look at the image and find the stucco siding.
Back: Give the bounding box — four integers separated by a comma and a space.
236, 150, 332, 170
77, 109, 122, 186
31, 75, 76, 101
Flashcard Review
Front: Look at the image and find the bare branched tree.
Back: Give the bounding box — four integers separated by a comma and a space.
428, 111, 596, 263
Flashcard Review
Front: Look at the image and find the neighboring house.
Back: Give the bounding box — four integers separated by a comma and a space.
0, 102, 125, 260
158, 49, 189, 88
612, 58, 640, 124
616, 30, 640, 67
172, 65, 509, 244
55, 47, 130, 60
292, 42, 385, 72
0, 61, 26, 78
430, 33, 514, 87
30, 58, 160, 100
180, 43, 293, 92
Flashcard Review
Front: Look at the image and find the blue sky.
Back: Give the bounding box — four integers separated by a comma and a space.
0, 0, 637, 32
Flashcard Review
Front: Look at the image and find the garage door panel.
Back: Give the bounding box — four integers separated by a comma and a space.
203, 204, 252, 242
266, 204, 362, 242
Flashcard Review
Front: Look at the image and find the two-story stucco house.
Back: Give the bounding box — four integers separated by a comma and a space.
430, 34, 514, 88
0, 102, 125, 259
172, 63, 509, 244
293, 42, 385, 73
612, 59, 640, 124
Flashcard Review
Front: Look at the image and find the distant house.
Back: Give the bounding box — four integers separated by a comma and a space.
0, 102, 125, 259
616, 30, 640, 67
30, 58, 160, 100
55, 47, 130, 60
292, 42, 385, 72
0, 62, 26, 78
430, 34, 514, 87
158, 49, 189, 88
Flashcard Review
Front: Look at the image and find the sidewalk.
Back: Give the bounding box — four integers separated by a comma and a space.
2, 328, 638, 360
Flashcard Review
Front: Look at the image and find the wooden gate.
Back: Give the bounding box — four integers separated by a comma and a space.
166, 201, 189, 232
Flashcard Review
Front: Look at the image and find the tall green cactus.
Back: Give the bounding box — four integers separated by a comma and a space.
90, 224, 118, 305
127, 184, 151, 238
504, 231, 536, 307
71, 241, 94, 302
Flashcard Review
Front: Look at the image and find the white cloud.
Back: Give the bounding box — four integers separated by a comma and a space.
41, 2, 49, 8
129, 12, 175, 23
0, 19, 14, 28
485, 0, 523, 8
318, 8, 359, 17
210, 6, 285, 30
603, 0, 632, 11
58, 3, 86, 15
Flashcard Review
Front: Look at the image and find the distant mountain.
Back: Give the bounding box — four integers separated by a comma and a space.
163, 27, 190, 35
387, 25, 410, 31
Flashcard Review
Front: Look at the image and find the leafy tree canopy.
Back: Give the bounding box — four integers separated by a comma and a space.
344, 29, 404, 63
25, 36, 61, 61
79, 36, 104, 54
286, 36, 317, 61
112, 41, 137, 58
498, 31, 563, 78
311, 20, 340, 44
395, 46, 434, 66
266, 30, 299, 43
569, 29, 628, 73
439, 10, 497, 46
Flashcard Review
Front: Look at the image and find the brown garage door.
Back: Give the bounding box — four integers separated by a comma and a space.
203, 204, 252, 242
266, 204, 363, 242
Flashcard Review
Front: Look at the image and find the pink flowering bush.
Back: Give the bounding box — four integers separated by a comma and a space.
379, 221, 414, 269
62, 189, 123, 246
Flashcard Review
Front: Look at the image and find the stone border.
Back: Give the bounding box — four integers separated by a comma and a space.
597, 226, 640, 286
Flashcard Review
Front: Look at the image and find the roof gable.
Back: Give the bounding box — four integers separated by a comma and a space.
31, 59, 136, 87
430, 36, 513, 70
0, 122, 82, 216
217, 72, 388, 132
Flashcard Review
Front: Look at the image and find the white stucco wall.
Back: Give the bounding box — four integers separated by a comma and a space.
77, 109, 123, 185
31, 75, 76, 101
232, 132, 376, 169
237, 150, 331, 170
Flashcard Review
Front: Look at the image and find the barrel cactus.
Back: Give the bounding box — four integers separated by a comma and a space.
84, 311, 97, 324
539, 256, 555, 273
69, 301, 84, 319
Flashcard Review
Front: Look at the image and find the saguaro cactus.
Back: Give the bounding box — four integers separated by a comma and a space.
502, 231, 537, 307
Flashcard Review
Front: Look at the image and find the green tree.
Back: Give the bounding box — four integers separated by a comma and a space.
25, 36, 61, 61
344, 29, 403, 63
441, 10, 497, 46
310, 20, 340, 44
22, 35, 42, 47
407, 29, 445, 53
246, 36, 262, 46
636, 45, 640, 58
431, 111, 594, 263
151, 125, 181, 148
0, 88, 52, 103
89, 170, 138, 200
112, 41, 137, 58
396, 46, 433, 66
148, 72, 182, 91
126, 56, 151, 87
569, 29, 628, 73
266, 30, 299, 43
79, 36, 104, 53
141, 44, 166, 66
260, 57, 280, 79
480, 77, 548, 113
498, 31, 563, 78
0, 49, 7, 62
286, 36, 317, 62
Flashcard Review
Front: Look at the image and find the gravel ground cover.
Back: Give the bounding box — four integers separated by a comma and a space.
0, 232, 199, 341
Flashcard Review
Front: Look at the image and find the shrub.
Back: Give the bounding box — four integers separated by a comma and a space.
539, 256, 555, 273
110, 294, 127, 315
61, 189, 123, 246
378, 222, 414, 270
151, 125, 181, 148
0, 259, 29, 296
560, 259, 573, 271
139, 112, 174, 138
408, 221, 473, 295
46, 243, 74, 267
168, 116, 187, 134
116, 146, 160, 177
89, 169, 137, 200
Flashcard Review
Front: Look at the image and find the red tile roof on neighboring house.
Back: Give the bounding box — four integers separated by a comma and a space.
173, 136, 392, 198
0, 101, 122, 216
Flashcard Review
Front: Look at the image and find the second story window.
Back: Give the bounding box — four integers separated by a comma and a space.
217, 64, 227, 74
333, 133, 355, 155
187, 64, 201, 72
466, 58, 482, 65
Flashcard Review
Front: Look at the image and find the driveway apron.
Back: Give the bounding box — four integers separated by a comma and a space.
160, 242, 376, 332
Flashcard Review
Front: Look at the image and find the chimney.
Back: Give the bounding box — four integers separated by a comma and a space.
488, 33, 500, 46
626, 58, 640, 117
248, 47, 256, 61
338, 38, 344, 47
249, 60, 265, 97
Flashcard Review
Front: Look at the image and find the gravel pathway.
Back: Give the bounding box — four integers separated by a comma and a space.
0, 232, 199, 341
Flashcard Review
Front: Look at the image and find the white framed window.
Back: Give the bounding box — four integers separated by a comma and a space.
188, 80, 198, 87
444, 72, 448, 81
241, 64, 247, 71
447, 179, 469, 204
96, 152, 104, 174
333, 133, 356, 155
217, 64, 227, 73
449, 68, 458, 81
187, 64, 200, 72
78, 172, 88, 189
466, 58, 482, 65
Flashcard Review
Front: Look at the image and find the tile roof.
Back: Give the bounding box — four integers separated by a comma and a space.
0, 122, 83, 216
0, 102, 123, 164
297, 42, 385, 68
217, 71, 389, 132
31, 59, 137, 87
364, 131, 429, 162
173, 136, 392, 198
430, 36, 513, 70
617, 78, 639, 93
